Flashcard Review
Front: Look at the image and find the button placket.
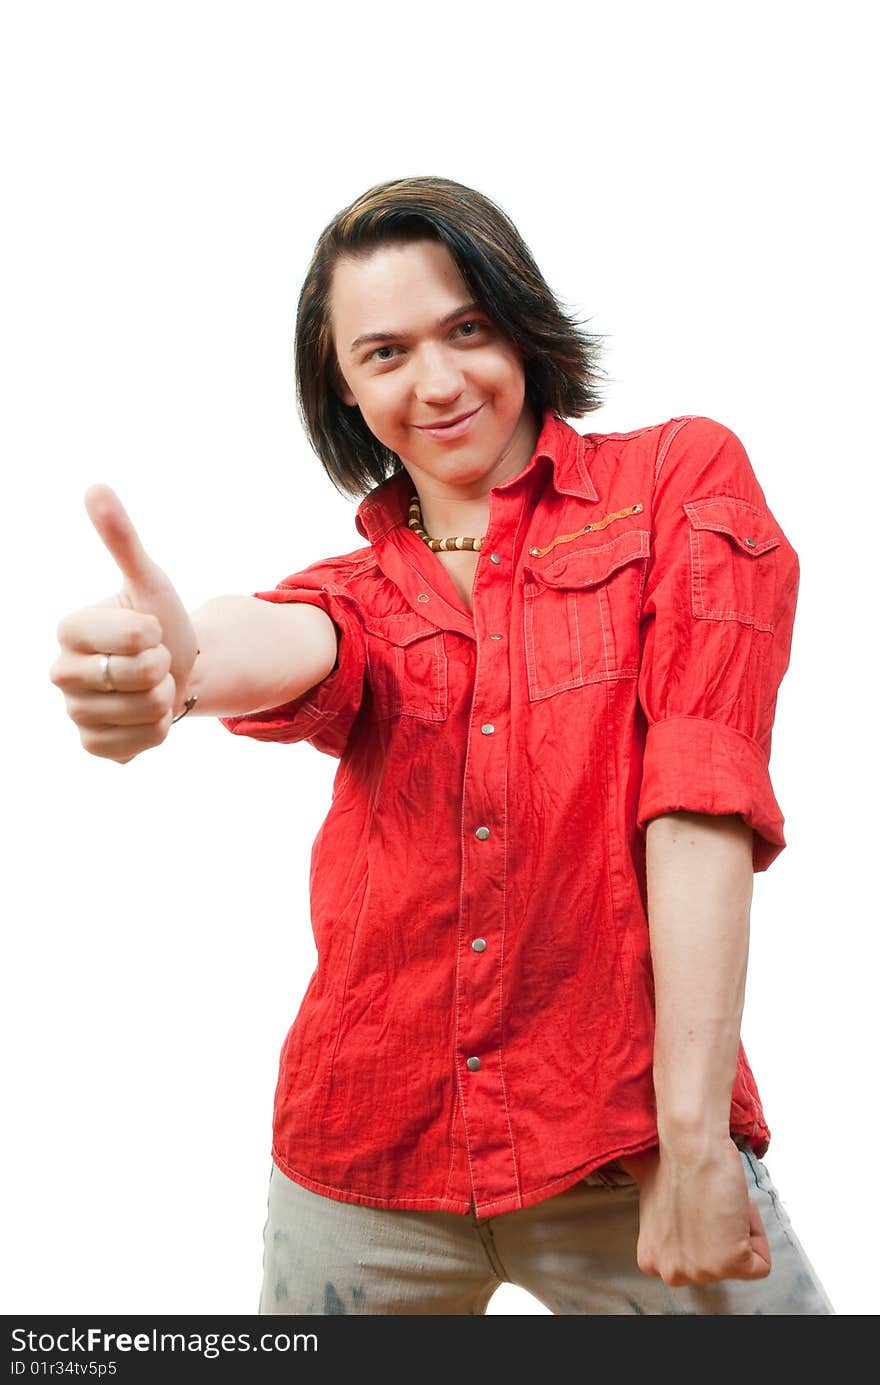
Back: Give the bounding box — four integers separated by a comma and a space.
455, 536, 520, 1198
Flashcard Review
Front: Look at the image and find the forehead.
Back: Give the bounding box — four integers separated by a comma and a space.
329, 239, 470, 332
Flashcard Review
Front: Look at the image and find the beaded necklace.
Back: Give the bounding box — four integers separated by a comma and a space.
407, 492, 486, 552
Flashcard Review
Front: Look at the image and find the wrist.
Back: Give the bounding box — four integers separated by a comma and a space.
656, 1113, 732, 1157
172, 649, 200, 720
171, 694, 198, 723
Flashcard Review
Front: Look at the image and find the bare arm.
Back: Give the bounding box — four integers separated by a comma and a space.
619, 810, 771, 1285
51, 485, 341, 764
646, 809, 753, 1145
179, 596, 338, 720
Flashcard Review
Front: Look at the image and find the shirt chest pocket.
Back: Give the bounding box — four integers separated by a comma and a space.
363, 611, 450, 721
522, 528, 651, 702
684, 496, 785, 632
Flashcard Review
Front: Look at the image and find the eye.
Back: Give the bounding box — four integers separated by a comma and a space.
365, 319, 487, 364
456, 319, 489, 340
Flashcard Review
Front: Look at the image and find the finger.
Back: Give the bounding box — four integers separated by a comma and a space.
51, 639, 169, 696
720, 1201, 772, 1281
52, 645, 172, 696
83, 484, 159, 588
746, 1197, 772, 1276
78, 710, 175, 761
55, 605, 163, 655
70, 672, 176, 727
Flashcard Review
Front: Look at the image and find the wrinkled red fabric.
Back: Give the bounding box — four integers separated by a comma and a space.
220, 411, 799, 1217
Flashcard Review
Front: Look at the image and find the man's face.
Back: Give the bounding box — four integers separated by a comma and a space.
329, 238, 539, 497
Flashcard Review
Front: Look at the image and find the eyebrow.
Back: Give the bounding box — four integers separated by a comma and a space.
349, 301, 482, 357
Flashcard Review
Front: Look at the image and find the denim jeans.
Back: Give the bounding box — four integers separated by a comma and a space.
258, 1143, 834, 1315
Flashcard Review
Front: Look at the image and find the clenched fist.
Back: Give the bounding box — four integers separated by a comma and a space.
49, 485, 199, 763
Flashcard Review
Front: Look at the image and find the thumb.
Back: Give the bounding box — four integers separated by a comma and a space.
745, 1196, 772, 1277
84, 484, 162, 590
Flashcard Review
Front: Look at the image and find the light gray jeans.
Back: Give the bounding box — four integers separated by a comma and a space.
258, 1143, 834, 1315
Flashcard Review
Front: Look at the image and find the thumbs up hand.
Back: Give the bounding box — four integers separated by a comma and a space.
49, 485, 200, 763
82, 484, 200, 691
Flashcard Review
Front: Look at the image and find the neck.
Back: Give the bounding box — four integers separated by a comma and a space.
415, 494, 490, 542
410, 404, 542, 539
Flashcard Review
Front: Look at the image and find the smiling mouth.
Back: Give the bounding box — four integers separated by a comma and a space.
417, 407, 480, 429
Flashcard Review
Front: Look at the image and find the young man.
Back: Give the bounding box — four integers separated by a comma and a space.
50, 175, 833, 1314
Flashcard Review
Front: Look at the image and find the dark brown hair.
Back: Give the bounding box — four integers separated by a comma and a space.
295, 175, 608, 499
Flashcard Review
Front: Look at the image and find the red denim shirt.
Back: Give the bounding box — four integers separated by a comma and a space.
220, 410, 799, 1217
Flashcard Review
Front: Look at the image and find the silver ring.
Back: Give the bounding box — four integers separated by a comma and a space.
99, 652, 116, 692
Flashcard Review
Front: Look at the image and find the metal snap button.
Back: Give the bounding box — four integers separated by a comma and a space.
466, 1056, 481, 1071
475, 827, 490, 840
471, 938, 487, 952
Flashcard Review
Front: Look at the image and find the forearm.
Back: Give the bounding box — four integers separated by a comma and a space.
176, 595, 338, 719
644, 811, 755, 1147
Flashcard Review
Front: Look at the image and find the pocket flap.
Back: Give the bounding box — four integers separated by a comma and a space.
523, 526, 651, 590
683, 496, 782, 557
361, 609, 443, 646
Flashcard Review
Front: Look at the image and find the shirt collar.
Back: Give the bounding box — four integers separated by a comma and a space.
354, 409, 599, 544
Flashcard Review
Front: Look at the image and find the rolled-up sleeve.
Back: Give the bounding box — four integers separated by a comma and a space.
218, 558, 366, 759
635, 417, 800, 872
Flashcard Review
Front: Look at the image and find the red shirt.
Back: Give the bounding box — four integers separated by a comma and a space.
220, 410, 799, 1218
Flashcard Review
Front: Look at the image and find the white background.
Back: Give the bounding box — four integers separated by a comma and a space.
3, 0, 876, 1317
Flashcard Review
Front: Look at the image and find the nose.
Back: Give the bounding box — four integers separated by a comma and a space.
413, 344, 466, 405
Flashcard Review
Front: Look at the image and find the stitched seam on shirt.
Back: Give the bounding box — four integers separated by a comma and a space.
603, 679, 636, 1044
357, 498, 401, 542
597, 586, 612, 675
259, 573, 369, 735
453, 667, 479, 1210
495, 716, 521, 1204
648, 713, 769, 760
524, 582, 639, 699
530, 504, 644, 558
274, 554, 376, 598
493, 495, 531, 1208
470, 1151, 655, 1215
272, 1152, 467, 1206
440, 1081, 459, 1205
365, 631, 449, 721
434, 631, 447, 712
273, 1139, 662, 1219
522, 528, 646, 698
569, 589, 585, 679
584, 419, 690, 450
690, 527, 777, 632
396, 543, 471, 620
225, 698, 337, 734
653, 416, 698, 486
321, 860, 373, 1115
451, 493, 528, 1212
300, 702, 337, 722
573, 431, 599, 496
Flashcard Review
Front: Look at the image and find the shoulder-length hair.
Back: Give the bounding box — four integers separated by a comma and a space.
295, 175, 608, 499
